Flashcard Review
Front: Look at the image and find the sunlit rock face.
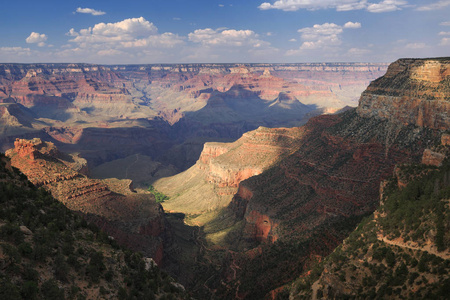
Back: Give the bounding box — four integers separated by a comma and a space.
357, 58, 450, 130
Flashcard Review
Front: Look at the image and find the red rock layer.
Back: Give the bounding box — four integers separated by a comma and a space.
5, 139, 171, 264
357, 58, 450, 130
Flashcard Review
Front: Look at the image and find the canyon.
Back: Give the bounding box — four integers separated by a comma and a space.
1, 58, 449, 299
0, 62, 387, 177
154, 58, 449, 298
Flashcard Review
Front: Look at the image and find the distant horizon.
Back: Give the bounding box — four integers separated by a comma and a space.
0, 61, 392, 65
1, 1, 449, 64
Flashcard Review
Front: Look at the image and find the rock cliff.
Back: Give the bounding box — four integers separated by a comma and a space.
177, 58, 448, 298
5, 138, 172, 265
290, 140, 450, 299
357, 58, 450, 130
154, 126, 305, 215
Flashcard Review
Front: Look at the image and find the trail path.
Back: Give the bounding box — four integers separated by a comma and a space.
377, 234, 450, 260
311, 279, 321, 300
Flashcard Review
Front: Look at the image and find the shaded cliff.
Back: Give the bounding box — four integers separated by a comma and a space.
0, 152, 189, 300
5, 138, 172, 265
290, 139, 450, 299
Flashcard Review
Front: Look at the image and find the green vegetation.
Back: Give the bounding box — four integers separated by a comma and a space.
148, 185, 170, 203
0, 153, 189, 299
290, 156, 450, 299
380, 160, 450, 250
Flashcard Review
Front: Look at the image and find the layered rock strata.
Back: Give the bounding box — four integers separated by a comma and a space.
185, 58, 448, 298
5, 138, 171, 265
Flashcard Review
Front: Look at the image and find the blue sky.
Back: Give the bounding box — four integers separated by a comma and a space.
0, 0, 449, 64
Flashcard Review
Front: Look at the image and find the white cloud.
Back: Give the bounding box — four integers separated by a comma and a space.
297, 23, 344, 50
439, 31, 450, 35
266, 32, 273, 36
219, 4, 225, 7
416, 0, 450, 11
344, 21, 362, 28
289, 38, 297, 42
186, 28, 278, 62
75, 7, 106, 16
26, 32, 47, 44
440, 21, 450, 26
188, 28, 269, 48
61, 17, 184, 63
258, 0, 408, 13
68, 17, 161, 45
367, 0, 408, 13
286, 22, 362, 58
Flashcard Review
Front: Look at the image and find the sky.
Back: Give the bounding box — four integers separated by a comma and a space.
0, 0, 449, 64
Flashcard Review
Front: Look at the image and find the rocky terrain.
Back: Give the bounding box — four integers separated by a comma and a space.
154, 126, 306, 216
0, 62, 387, 178
153, 58, 449, 298
0, 152, 189, 300
5, 138, 171, 265
290, 136, 450, 299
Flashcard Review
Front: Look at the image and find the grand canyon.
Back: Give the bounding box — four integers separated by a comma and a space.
1, 58, 449, 299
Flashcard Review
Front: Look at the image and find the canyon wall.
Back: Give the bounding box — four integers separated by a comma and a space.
184, 58, 448, 298
357, 58, 450, 130
5, 138, 172, 265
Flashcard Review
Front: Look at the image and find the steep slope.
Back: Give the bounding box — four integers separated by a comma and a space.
5, 138, 172, 265
163, 58, 448, 298
0, 153, 189, 300
155, 126, 306, 215
290, 138, 450, 299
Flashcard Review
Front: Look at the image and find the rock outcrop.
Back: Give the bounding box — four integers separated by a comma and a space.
5, 139, 172, 265
154, 126, 305, 215
357, 58, 450, 130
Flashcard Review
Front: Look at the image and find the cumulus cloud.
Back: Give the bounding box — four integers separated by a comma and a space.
188, 28, 269, 48
416, 0, 450, 11
286, 21, 362, 58
67, 17, 182, 48
343, 21, 362, 28
75, 7, 106, 16
440, 21, 450, 26
367, 0, 408, 13
258, 0, 408, 12
61, 17, 185, 63
296, 22, 360, 50
439, 31, 450, 35
186, 28, 277, 62
26, 32, 47, 45
289, 38, 297, 42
